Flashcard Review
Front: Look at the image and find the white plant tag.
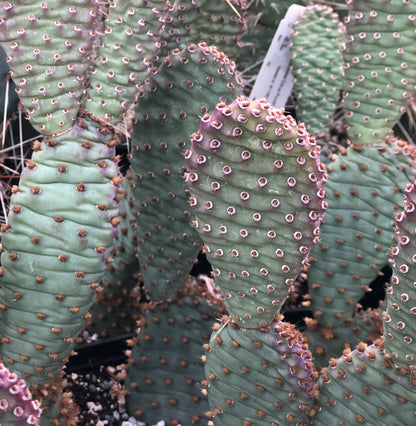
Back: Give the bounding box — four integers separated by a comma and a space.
249, 4, 306, 108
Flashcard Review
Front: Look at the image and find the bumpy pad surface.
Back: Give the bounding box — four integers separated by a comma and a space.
125, 288, 218, 425
0, 117, 119, 384
186, 97, 326, 328
291, 4, 344, 135
315, 341, 416, 426
342, 0, 416, 144
204, 319, 317, 425
0, 0, 100, 135
88, 171, 140, 338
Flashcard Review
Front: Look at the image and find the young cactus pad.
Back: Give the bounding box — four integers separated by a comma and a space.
203, 317, 318, 425
186, 97, 327, 328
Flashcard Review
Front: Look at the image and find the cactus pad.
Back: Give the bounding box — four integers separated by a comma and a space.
0, 116, 120, 385
308, 140, 416, 337
204, 317, 318, 425
342, 0, 416, 144
87, 170, 140, 338
131, 42, 243, 301
290, 4, 344, 135
315, 340, 416, 425
125, 284, 219, 425
0, 0, 100, 135
85, 0, 164, 126
186, 96, 326, 328
160, 0, 247, 61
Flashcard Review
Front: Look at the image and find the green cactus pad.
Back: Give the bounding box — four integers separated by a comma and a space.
186, 96, 326, 328
307, 139, 416, 351
342, 0, 416, 144
125, 284, 219, 425
204, 317, 318, 425
0, 116, 120, 385
160, 0, 247, 61
384, 181, 416, 370
315, 340, 416, 426
0, 0, 100, 135
85, 0, 165, 126
290, 4, 344, 135
131, 42, 243, 301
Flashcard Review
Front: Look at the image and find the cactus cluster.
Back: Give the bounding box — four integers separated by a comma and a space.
1, 0, 416, 425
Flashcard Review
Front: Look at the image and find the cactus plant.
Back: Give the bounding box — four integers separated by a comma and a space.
341, 0, 416, 144
2, 0, 416, 424
313, 179, 416, 425
0, 0, 157, 423
184, 95, 416, 424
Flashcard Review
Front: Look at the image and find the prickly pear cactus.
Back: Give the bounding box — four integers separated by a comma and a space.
307, 139, 416, 360
131, 42, 243, 301
0, 363, 41, 425
315, 340, 416, 426
203, 317, 318, 425
0, 0, 153, 398
186, 96, 327, 328
0, 117, 120, 385
125, 284, 219, 425
290, 4, 344, 135
0, 0, 100, 135
384, 181, 416, 370
342, 0, 416, 144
